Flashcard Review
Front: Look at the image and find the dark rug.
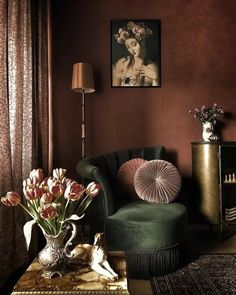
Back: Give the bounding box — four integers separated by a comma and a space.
151, 254, 236, 295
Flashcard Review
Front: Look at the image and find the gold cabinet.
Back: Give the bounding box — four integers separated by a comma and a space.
192, 142, 236, 229
192, 142, 220, 224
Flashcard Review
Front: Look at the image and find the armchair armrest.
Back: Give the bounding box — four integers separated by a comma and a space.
76, 159, 114, 219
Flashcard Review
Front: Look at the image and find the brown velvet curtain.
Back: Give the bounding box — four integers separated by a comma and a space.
0, 0, 49, 287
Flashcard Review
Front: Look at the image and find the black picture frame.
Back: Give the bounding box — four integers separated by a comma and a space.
111, 19, 161, 88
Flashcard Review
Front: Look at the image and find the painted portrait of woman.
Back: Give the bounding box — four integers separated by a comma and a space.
111, 20, 161, 87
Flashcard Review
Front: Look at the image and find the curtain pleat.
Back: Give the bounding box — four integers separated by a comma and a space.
0, 0, 49, 287
31, 0, 49, 173
0, 0, 13, 192
8, 0, 33, 191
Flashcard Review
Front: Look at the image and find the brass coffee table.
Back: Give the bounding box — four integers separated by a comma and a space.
11, 253, 129, 295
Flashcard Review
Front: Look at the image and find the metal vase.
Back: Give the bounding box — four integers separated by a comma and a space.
38, 223, 77, 278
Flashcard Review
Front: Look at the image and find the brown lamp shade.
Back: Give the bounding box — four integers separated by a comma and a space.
71, 63, 95, 93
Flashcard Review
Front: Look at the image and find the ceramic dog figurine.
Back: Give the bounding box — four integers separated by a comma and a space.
71, 232, 119, 281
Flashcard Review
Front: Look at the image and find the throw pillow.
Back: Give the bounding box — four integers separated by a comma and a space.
117, 158, 147, 199
134, 159, 181, 203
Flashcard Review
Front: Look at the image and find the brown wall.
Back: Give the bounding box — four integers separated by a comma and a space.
51, 0, 236, 182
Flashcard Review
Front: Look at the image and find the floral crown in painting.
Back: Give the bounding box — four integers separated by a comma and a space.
114, 21, 153, 44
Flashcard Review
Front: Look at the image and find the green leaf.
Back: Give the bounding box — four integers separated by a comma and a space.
65, 214, 85, 222
77, 195, 93, 215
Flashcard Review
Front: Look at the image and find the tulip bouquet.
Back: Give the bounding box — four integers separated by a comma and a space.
1, 168, 101, 249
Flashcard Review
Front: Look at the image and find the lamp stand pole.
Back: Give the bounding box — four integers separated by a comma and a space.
81, 89, 86, 159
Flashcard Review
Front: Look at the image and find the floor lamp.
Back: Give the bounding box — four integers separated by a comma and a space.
71, 63, 95, 159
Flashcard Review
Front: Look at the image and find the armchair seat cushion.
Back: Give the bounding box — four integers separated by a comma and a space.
105, 201, 187, 252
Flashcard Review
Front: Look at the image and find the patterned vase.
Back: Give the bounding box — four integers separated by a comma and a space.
202, 121, 216, 142
38, 222, 77, 278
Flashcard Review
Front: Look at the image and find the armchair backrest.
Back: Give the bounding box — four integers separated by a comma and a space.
77, 146, 166, 215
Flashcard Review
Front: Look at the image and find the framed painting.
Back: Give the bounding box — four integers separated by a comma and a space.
111, 19, 161, 88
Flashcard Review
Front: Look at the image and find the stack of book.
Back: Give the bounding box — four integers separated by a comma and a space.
225, 207, 236, 221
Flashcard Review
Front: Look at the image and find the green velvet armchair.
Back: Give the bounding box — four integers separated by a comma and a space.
76, 146, 187, 278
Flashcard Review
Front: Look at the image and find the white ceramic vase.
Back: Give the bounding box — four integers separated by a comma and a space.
202, 121, 219, 142
202, 122, 213, 141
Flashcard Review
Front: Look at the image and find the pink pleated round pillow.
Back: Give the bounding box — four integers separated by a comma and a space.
117, 158, 147, 199
134, 160, 181, 203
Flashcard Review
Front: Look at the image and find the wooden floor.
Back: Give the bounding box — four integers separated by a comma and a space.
129, 224, 236, 295
186, 224, 236, 254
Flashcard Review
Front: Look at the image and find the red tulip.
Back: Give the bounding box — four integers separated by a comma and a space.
86, 182, 101, 197
47, 176, 54, 187
23, 186, 42, 200
41, 193, 55, 204
40, 204, 57, 219
48, 180, 64, 198
64, 181, 84, 201
29, 169, 44, 184
1, 192, 21, 206
53, 168, 66, 181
